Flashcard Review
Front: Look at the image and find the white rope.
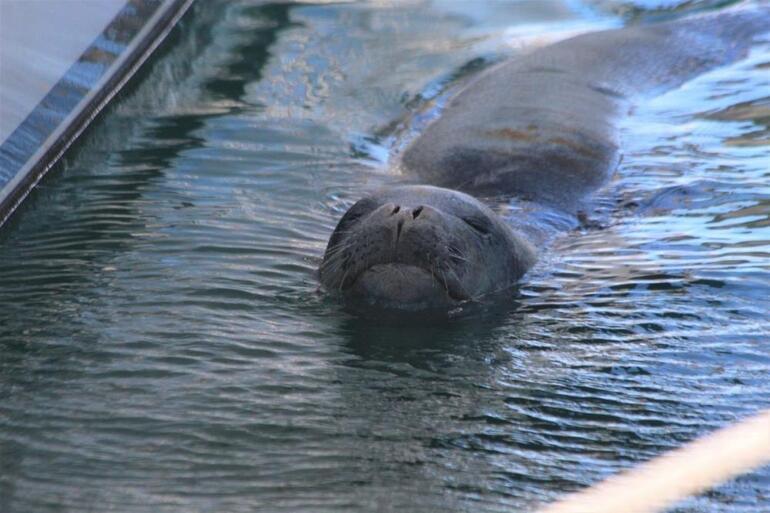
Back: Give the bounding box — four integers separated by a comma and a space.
536, 409, 770, 513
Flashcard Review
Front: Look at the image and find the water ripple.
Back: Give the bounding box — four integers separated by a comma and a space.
1, 1, 769, 513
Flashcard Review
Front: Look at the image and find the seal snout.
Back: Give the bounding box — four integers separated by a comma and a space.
320, 197, 467, 307
319, 185, 535, 312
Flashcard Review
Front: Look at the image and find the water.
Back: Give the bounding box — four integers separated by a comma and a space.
1, 1, 768, 511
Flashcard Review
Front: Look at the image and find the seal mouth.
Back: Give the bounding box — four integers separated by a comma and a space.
345, 263, 468, 308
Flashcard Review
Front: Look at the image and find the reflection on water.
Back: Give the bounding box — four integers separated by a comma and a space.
1, 1, 768, 512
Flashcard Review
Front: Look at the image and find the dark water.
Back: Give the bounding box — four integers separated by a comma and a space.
1, 1, 769, 512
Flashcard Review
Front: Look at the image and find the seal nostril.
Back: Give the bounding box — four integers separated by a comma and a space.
391, 205, 400, 215
412, 206, 423, 219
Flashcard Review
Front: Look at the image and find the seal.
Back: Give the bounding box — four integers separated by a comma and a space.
320, 6, 770, 312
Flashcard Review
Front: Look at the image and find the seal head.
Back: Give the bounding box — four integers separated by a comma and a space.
319, 185, 535, 311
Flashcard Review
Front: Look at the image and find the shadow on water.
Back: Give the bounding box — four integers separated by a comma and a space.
334, 300, 519, 366
0, 1, 298, 311
204, 3, 296, 101
2, 1, 297, 239
0, 0, 304, 441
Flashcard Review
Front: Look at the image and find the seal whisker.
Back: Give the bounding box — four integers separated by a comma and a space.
439, 269, 450, 296
338, 265, 354, 291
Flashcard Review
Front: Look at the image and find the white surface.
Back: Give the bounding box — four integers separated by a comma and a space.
0, 0, 126, 145
538, 409, 770, 513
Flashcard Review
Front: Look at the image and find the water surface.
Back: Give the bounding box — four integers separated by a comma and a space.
1, 1, 769, 512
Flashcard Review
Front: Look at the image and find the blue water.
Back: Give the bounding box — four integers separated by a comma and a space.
1, 1, 768, 512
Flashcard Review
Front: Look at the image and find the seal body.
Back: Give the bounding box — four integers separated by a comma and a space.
321, 6, 770, 312
401, 7, 770, 208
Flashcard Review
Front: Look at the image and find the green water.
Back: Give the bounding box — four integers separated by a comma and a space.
1, 1, 768, 512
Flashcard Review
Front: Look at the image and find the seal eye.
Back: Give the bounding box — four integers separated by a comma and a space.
338, 198, 379, 227
462, 217, 491, 235
342, 211, 363, 225
326, 198, 380, 252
